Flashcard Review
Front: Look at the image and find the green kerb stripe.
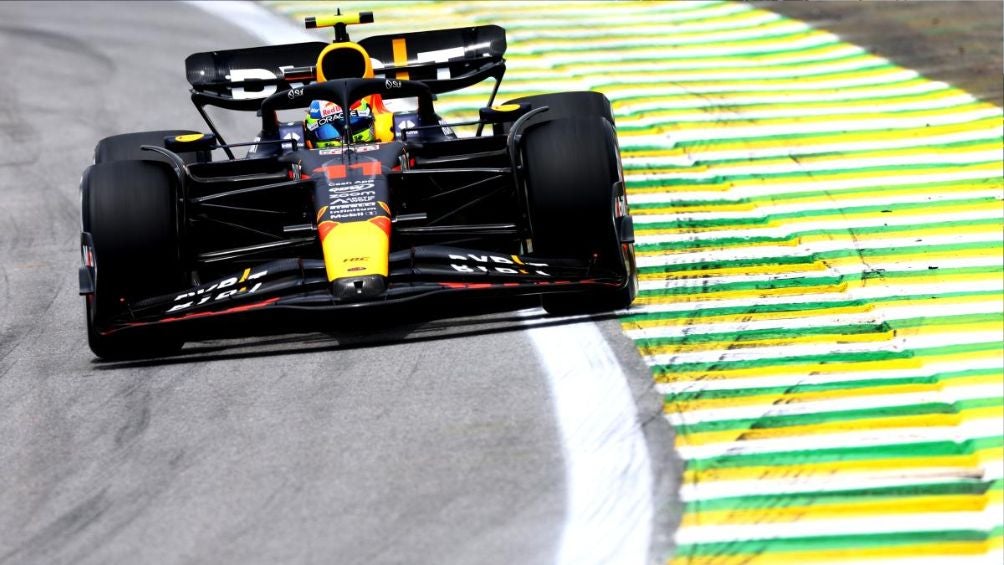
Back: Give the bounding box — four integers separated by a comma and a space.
685, 436, 1004, 470
651, 342, 1003, 374
665, 369, 1002, 402
674, 399, 1002, 436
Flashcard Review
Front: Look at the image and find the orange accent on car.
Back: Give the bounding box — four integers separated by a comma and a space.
318, 220, 337, 241
369, 215, 391, 236
391, 38, 410, 80
155, 297, 282, 324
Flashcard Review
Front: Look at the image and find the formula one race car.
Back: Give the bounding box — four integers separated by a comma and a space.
79, 12, 637, 359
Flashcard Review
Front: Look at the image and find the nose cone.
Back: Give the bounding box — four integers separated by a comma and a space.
331, 274, 386, 302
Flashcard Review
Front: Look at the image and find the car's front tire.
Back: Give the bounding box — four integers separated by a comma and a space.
521, 116, 637, 315
82, 159, 187, 359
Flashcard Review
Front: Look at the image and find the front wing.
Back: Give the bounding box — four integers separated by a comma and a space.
95, 245, 629, 337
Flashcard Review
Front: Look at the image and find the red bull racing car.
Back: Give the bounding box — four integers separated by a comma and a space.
79, 12, 637, 359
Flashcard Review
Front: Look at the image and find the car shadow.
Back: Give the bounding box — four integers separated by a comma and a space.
92, 307, 624, 370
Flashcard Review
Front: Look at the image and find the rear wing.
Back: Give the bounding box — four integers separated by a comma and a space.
361, 25, 506, 92
185, 25, 506, 112
186, 42, 326, 111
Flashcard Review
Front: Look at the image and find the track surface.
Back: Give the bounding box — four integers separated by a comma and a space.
0, 2, 671, 564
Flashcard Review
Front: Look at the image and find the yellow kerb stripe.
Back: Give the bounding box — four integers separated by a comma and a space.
645, 329, 896, 355
680, 490, 1004, 527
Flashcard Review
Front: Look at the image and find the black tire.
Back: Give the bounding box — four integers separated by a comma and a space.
503, 91, 615, 131
93, 130, 206, 165
522, 116, 637, 315
82, 160, 186, 359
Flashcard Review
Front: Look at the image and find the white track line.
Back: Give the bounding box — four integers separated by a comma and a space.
187, 3, 655, 564
522, 313, 654, 565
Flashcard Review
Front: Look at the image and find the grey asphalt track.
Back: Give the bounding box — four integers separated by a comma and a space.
0, 2, 676, 564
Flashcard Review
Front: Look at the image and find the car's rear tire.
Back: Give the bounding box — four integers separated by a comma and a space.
522, 116, 636, 315
82, 160, 187, 359
94, 130, 207, 165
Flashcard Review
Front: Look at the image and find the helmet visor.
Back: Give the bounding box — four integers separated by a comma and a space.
314, 122, 341, 143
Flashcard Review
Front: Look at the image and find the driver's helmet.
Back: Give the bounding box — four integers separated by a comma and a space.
304, 99, 376, 148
